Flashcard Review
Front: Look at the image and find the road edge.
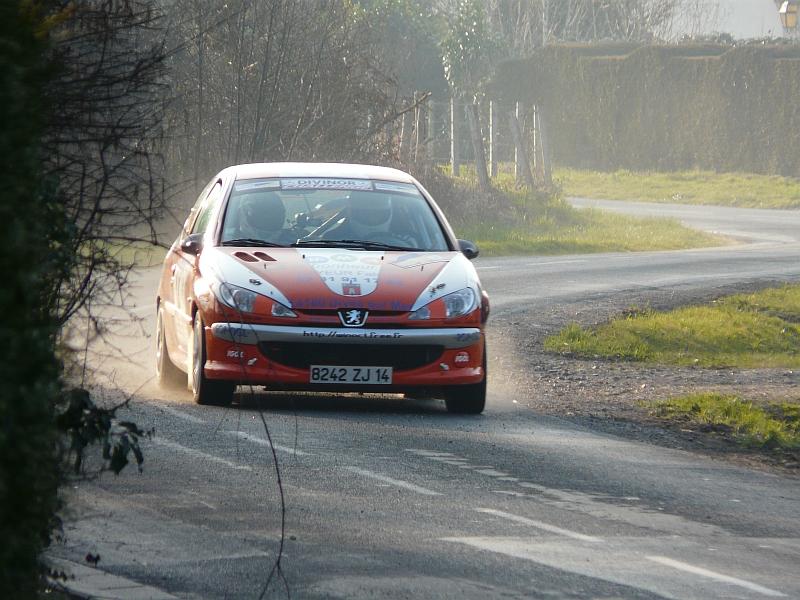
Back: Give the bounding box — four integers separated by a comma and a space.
46, 556, 179, 600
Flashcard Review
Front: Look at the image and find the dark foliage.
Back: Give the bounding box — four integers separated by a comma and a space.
2, 1, 166, 595
57, 389, 151, 476
0, 4, 64, 597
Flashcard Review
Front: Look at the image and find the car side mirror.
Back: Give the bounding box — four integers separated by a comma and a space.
180, 232, 204, 256
458, 239, 479, 260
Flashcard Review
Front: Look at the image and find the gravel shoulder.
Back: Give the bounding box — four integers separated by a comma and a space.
488, 279, 800, 476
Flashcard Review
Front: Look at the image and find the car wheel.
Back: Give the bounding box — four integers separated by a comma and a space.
191, 315, 235, 406
444, 345, 487, 415
156, 306, 185, 388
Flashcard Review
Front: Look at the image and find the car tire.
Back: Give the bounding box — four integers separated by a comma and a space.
156, 306, 185, 388
444, 345, 487, 415
191, 315, 235, 406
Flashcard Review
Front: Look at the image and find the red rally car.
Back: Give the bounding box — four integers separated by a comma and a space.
155, 163, 489, 413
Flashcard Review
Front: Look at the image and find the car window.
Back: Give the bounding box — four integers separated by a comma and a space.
192, 182, 223, 235
181, 178, 217, 236
220, 178, 449, 251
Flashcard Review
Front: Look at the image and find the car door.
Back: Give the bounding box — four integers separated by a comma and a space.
165, 178, 224, 367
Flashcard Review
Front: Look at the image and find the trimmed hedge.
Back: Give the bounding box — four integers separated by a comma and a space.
491, 43, 800, 175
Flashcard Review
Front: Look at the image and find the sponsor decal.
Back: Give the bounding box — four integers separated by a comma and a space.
306, 255, 330, 264
331, 253, 358, 263
291, 296, 411, 311
391, 253, 450, 269
429, 282, 446, 296
303, 330, 403, 340
301, 249, 382, 297
281, 178, 372, 191
227, 349, 245, 359
373, 182, 418, 194
233, 180, 280, 191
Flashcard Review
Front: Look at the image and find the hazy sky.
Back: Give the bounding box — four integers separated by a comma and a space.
707, 0, 783, 38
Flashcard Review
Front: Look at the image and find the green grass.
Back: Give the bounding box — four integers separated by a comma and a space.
457, 210, 720, 256
653, 393, 800, 450
544, 284, 800, 368
445, 169, 726, 256
557, 168, 800, 209
106, 241, 166, 267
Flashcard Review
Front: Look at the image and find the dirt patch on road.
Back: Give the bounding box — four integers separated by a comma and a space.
488, 279, 800, 476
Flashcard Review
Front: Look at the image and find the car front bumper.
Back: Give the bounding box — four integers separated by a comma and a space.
203, 322, 485, 389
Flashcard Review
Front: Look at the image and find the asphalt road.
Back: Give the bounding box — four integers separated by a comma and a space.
50, 200, 800, 599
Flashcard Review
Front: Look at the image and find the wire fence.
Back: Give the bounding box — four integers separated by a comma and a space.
390, 95, 551, 187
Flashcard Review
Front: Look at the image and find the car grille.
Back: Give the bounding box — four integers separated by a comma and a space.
258, 342, 444, 371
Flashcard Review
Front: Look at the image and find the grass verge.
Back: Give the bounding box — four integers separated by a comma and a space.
440, 169, 726, 256
558, 168, 800, 209
456, 208, 720, 256
652, 393, 800, 451
103, 241, 167, 268
544, 284, 800, 368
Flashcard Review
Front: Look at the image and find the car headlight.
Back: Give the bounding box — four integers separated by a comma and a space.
443, 288, 476, 318
216, 282, 257, 313
408, 305, 431, 320
408, 287, 477, 320
271, 302, 297, 318
212, 280, 297, 318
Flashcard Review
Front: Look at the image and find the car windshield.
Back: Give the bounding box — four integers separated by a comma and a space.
220, 178, 450, 251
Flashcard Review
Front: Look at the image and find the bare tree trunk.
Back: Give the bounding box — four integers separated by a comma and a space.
466, 101, 491, 191
537, 107, 553, 186
541, 0, 549, 45
427, 99, 436, 162
193, 0, 205, 183
508, 107, 535, 188
400, 110, 412, 163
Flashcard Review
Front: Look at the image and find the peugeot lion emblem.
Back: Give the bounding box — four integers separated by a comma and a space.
338, 309, 368, 327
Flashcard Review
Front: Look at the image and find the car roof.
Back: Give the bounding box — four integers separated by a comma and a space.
229, 162, 417, 184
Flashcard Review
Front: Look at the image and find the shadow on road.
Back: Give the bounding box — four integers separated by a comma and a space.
234, 390, 451, 416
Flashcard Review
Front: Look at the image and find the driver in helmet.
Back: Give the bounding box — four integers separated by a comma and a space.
238, 192, 292, 244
